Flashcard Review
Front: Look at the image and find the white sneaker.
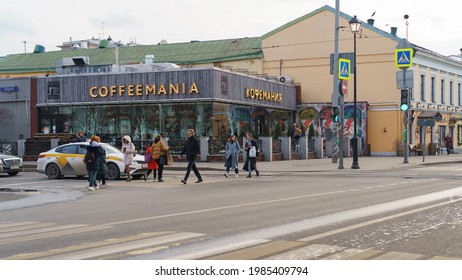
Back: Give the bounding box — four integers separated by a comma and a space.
95, 185, 99, 190
224, 172, 229, 178
153, 179, 158, 182
101, 184, 107, 188
234, 173, 239, 178
87, 187, 96, 191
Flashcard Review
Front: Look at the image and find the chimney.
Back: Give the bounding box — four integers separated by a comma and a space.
367, 19, 375, 26
145, 55, 155, 64
390, 27, 398, 36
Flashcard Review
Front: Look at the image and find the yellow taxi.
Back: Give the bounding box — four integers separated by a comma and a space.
37, 142, 148, 180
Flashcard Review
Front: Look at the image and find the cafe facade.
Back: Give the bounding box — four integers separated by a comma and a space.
36, 67, 297, 143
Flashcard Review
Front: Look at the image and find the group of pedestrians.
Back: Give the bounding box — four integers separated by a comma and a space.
83, 129, 261, 191
144, 134, 169, 182
83, 135, 107, 191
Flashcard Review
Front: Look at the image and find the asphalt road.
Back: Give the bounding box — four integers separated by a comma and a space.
1, 163, 462, 260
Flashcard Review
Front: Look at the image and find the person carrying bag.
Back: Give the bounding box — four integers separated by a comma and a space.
151, 135, 169, 182
243, 132, 260, 178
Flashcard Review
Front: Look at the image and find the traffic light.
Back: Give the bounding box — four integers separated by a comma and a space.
409, 109, 415, 124
332, 106, 340, 122
400, 89, 409, 111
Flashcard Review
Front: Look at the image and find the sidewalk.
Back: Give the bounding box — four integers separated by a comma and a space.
23, 153, 462, 174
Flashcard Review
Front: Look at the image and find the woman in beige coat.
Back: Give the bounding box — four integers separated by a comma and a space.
151, 135, 169, 182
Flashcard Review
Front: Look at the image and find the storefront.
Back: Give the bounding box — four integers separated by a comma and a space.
36, 68, 296, 143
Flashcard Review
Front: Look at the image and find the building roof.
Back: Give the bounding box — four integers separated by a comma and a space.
0, 37, 263, 75
262, 5, 401, 43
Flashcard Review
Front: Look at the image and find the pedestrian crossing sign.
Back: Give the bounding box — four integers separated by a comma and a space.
395, 48, 413, 68
338, 58, 350, 80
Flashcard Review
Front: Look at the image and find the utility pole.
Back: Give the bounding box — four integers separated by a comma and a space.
331, 0, 341, 165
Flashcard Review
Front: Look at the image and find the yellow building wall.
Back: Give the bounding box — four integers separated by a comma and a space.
262, 9, 405, 155
368, 108, 401, 154
262, 10, 400, 105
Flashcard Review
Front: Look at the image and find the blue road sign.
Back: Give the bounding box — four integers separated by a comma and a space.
395, 48, 413, 68
338, 58, 350, 80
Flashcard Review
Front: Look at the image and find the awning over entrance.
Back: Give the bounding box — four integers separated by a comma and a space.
418, 111, 443, 120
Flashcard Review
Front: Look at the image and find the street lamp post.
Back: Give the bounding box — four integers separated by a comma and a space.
349, 15, 361, 169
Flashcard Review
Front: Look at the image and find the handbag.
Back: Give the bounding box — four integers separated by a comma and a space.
249, 146, 257, 158
166, 151, 174, 166
158, 155, 166, 165
144, 152, 152, 163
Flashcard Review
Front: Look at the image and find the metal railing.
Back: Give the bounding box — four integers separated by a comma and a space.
208, 139, 227, 155
0, 142, 18, 155
166, 138, 189, 155
272, 139, 281, 154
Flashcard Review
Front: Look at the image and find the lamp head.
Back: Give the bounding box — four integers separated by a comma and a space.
349, 15, 361, 33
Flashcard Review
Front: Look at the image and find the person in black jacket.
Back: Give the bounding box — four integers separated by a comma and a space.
85, 136, 102, 191
244, 132, 260, 178
180, 129, 203, 184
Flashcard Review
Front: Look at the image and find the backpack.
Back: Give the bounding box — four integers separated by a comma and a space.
144, 151, 152, 163
83, 151, 95, 163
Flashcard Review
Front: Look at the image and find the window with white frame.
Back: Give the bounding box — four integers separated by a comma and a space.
459, 83, 462, 106
431, 77, 436, 102
450, 80, 454, 105
420, 74, 425, 101
441, 79, 445, 104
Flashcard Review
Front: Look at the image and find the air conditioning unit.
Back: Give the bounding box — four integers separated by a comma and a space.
278, 75, 293, 84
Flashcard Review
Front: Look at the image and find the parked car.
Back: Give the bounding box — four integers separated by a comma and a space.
0, 153, 24, 176
37, 142, 148, 180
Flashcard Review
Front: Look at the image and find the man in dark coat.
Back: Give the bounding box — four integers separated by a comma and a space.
85, 136, 101, 191
180, 129, 203, 184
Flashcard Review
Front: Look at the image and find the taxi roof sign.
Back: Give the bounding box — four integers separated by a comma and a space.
395, 48, 413, 68
338, 58, 350, 80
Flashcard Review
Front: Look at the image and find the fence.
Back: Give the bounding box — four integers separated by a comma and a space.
0, 142, 18, 155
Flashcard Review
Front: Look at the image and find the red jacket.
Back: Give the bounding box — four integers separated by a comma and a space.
146, 147, 158, 170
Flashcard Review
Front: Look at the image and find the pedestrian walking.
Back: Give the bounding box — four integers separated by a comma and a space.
180, 129, 203, 184
84, 136, 102, 191
445, 133, 453, 155
243, 132, 259, 178
224, 135, 240, 178
145, 140, 159, 181
121, 135, 136, 182
92, 136, 107, 188
293, 124, 302, 145
151, 135, 168, 182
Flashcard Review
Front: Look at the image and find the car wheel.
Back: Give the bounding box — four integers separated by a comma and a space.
7, 172, 19, 176
46, 163, 62, 179
106, 163, 120, 180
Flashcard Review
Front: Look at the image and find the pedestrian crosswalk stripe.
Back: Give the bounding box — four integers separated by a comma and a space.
0, 221, 40, 229
266, 244, 344, 260
0, 224, 111, 246
5, 231, 202, 260
342, 249, 383, 260
0, 222, 55, 233
42, 232, 205, 260
170, 239, 270, 260
206, 240, 304, 260
373, 251, 424, 260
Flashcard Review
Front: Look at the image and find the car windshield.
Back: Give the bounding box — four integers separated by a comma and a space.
101, 143, 122, 155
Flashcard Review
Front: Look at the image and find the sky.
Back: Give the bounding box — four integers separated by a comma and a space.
1, 0, 461, 57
